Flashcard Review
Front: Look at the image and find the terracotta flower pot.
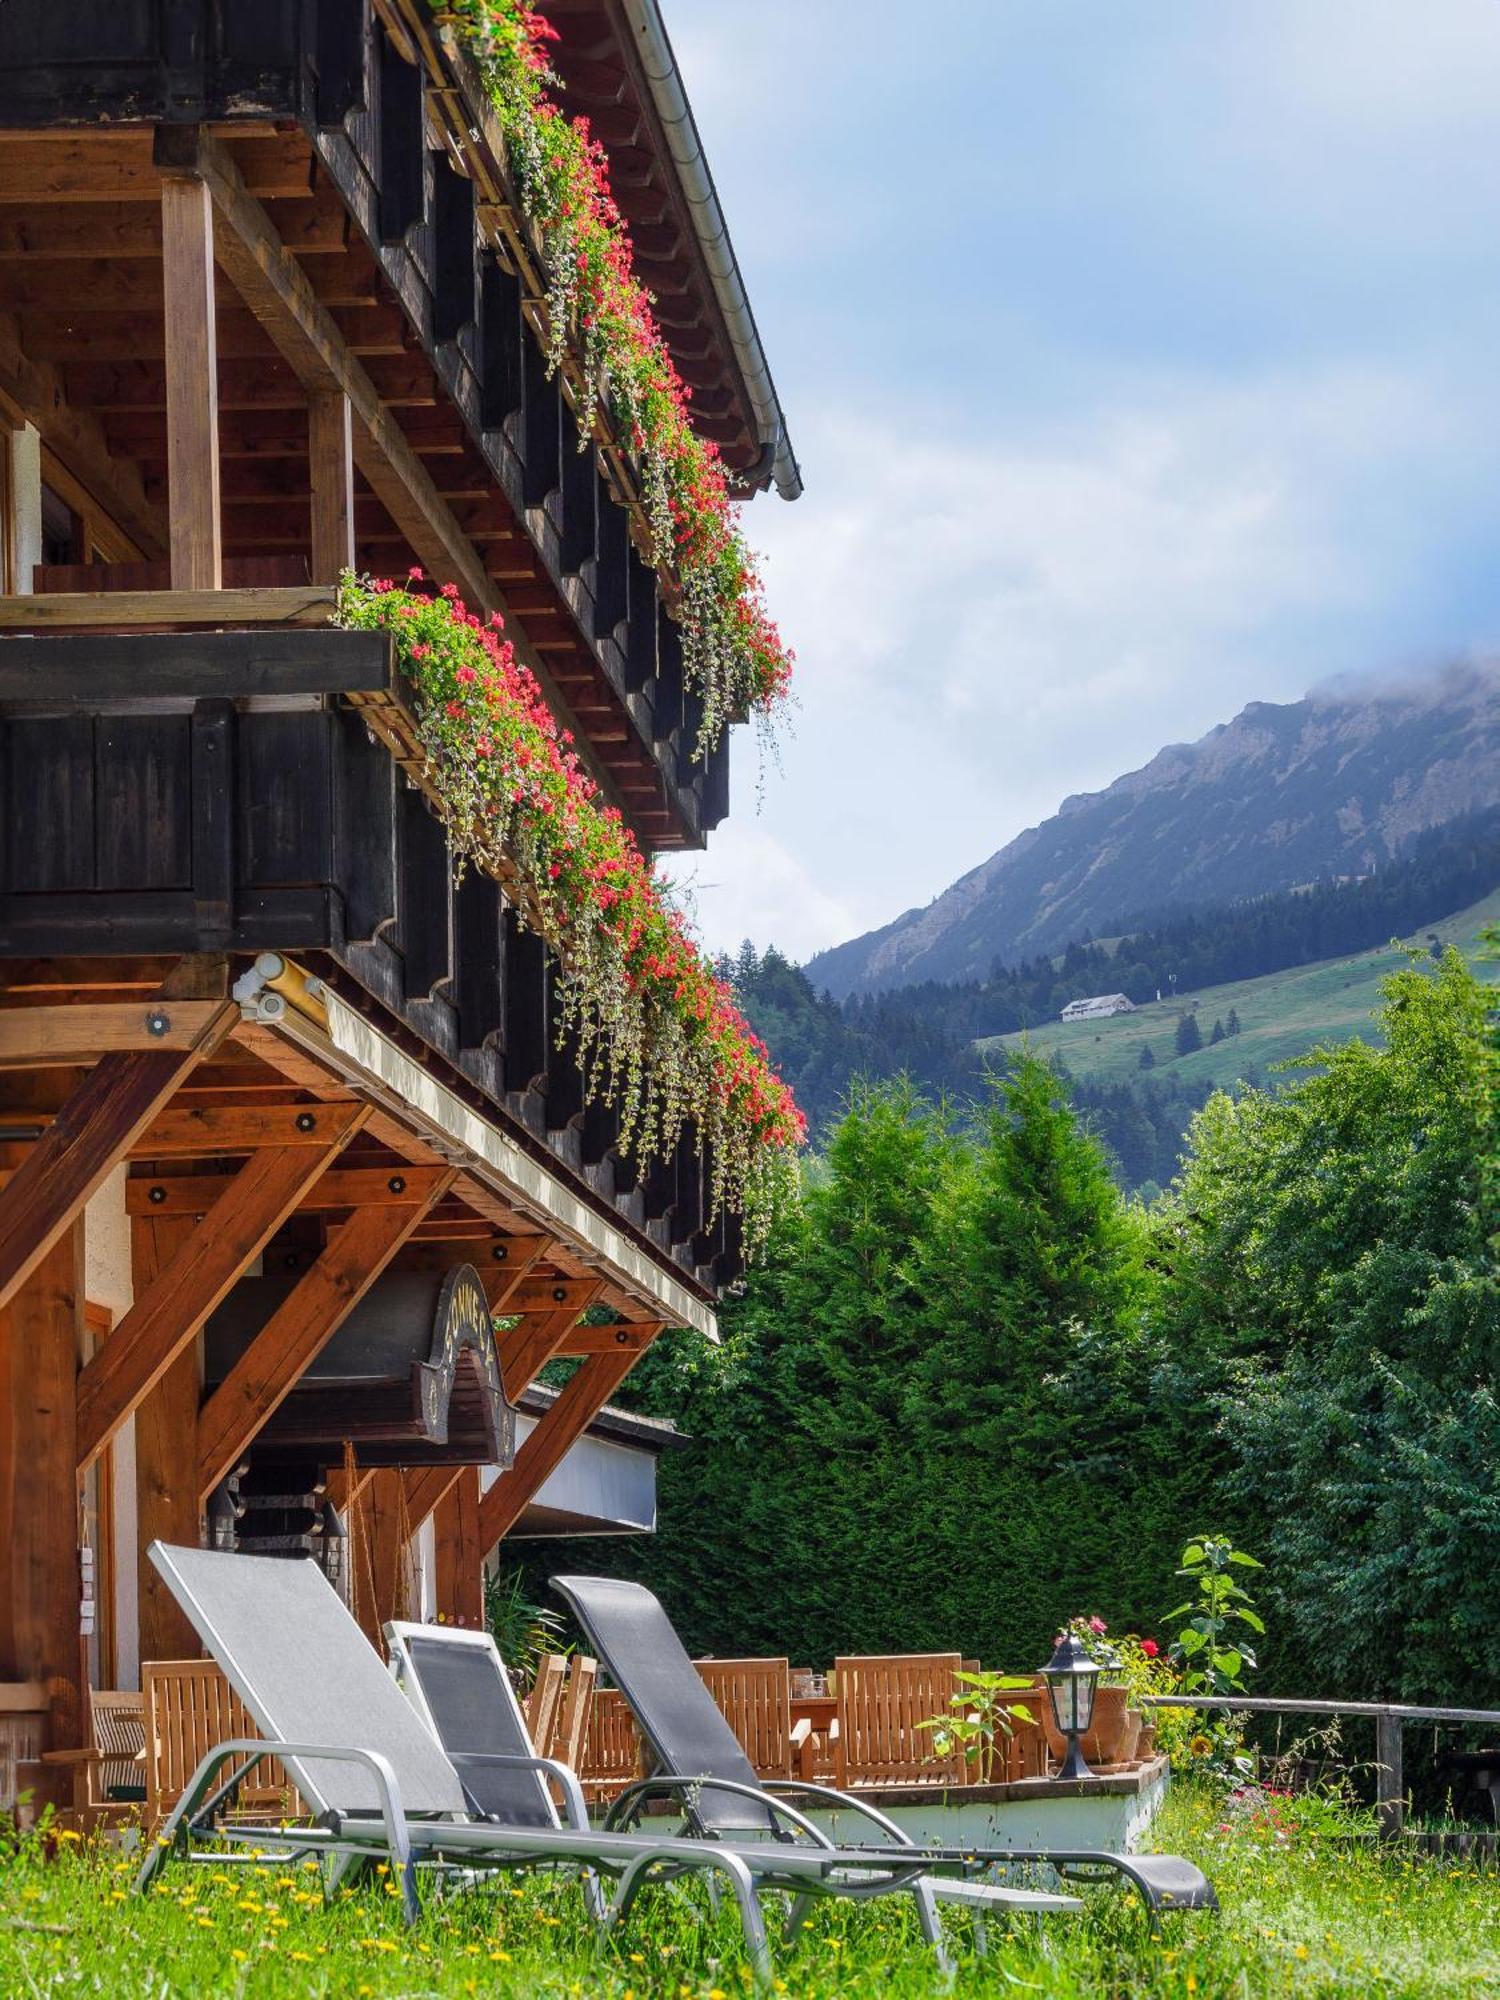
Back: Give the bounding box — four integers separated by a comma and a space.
1078, 1684, 1131, 1766
1116, 1705, 1143, 1765
1137, 1722, 1158, 1761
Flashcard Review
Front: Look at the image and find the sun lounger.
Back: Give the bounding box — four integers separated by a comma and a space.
134, 1543, 1053, 1983
387, 1616, 1082, 1956
550, 1573, 1218, 1922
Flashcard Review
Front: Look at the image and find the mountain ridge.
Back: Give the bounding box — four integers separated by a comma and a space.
805, 661, 1500, 998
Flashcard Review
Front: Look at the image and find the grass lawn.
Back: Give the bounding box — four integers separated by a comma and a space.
4, 1784, 1499, 1997
977, 886, 1500, 1094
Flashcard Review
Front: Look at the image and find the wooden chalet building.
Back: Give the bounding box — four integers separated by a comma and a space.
0, 0, 797, 1809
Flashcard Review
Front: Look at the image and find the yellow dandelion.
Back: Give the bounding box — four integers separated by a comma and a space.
230, 1949, 248, 1963
490, 1949, 512, 1962
1295, 1945, 1309, 1961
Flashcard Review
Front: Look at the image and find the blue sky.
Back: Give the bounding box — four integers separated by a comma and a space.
656, 0, 1500, 961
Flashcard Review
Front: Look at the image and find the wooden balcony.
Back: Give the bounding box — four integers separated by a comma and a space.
0, 0, 734, 849
0, 604, 744, 1291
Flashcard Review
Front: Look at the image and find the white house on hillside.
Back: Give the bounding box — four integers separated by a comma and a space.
1060, 993, 1136, 1022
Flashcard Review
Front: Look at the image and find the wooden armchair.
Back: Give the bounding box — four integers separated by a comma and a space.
832, 1653, 968, 1788
524, 1651, 567, 1756
576, 1685, 644, 1807
143, 1660, 302, 1830
35, 1687, 145, 1826
695, 1657, 809, 1780
548, 1654, 598, 1772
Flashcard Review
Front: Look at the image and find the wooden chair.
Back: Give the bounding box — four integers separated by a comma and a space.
576, 1685, 643, 1807
524, 1651, 567, 1756
34, 1687, 146, 1824
695, 1657, 807, 1780
89, 1691, 148, 1805
548, 1654, 598, 1772
832, 1653, 968, 1788
143, 1660, 301, 1830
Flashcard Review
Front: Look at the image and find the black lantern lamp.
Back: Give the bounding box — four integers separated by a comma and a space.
1040, 1632, 1102, 1780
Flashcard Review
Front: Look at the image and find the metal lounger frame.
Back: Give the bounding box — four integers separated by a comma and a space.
550, 1574, 1218, 1924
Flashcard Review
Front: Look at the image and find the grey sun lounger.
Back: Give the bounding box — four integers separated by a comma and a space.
386, 1617, 1080, 1958
134, 1545, 1048, 1984
550, 1573, 1219, 1923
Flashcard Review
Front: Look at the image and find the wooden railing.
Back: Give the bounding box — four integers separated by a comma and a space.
1143, 1693, 1500, 1837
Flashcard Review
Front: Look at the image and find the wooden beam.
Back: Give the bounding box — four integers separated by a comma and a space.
160, 169, 222, 589
0, 1224, 84, 1803
125, 1164, 441, 1216
0, 585, 335, 630
395, 1233, 548, 1309
0, 133, 317, 205
0, 1005, 234, 1315
478, 1341, 652, 1551
131, 1216, 200, 1662
308, 387, 355, 581
196, 1167, 455, 1498
129, 1102, 361, 1157
500, 1277, 602, 1317
75, 1105, 369, 1471
433, 1468, 484, 1629
496, 1285, 606, 1399
0, 312, 165, 561
403, 1464, 462, 1534
157, 127, 492, 609
0, 999, 231, 1067
553, 1323, 660, 1357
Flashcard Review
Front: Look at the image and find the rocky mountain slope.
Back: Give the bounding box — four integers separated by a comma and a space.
806, 662, 1500, 998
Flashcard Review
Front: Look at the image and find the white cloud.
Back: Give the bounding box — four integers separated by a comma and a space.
660, 822, 866, 964
677, 355, 1491, 963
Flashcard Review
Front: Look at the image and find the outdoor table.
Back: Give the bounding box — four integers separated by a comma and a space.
789, 1692, 838, 1781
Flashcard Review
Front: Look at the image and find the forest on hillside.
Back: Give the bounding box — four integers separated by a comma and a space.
722, 807, 1500, 1189
528, 951, 1500, 1709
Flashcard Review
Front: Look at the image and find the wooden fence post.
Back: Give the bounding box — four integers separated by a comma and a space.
1376, 1711, 1404, 1840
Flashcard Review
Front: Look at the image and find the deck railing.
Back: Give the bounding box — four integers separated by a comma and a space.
1142, 1693, 1500, 1837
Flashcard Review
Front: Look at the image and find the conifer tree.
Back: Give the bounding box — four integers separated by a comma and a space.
1175, 1011, 1203, 1056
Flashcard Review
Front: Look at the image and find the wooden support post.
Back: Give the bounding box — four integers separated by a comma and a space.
160, 168, 222, 590
351, 1468, 408, 1650
308, 387, 354, 581
76, 1106, 369, 1472
196, 1168, 454, 1499
433, 1467, 484, 1629
477, 1333, 660, 1552
1376, 1711, 1405, 1840
0, 1225, 83, 1805
131, 1218, 201, 1663
0, 1003, 235, 1316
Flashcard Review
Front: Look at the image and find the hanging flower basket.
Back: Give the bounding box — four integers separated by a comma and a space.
337, 572, 804, 1255
430, 0, 793, 755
